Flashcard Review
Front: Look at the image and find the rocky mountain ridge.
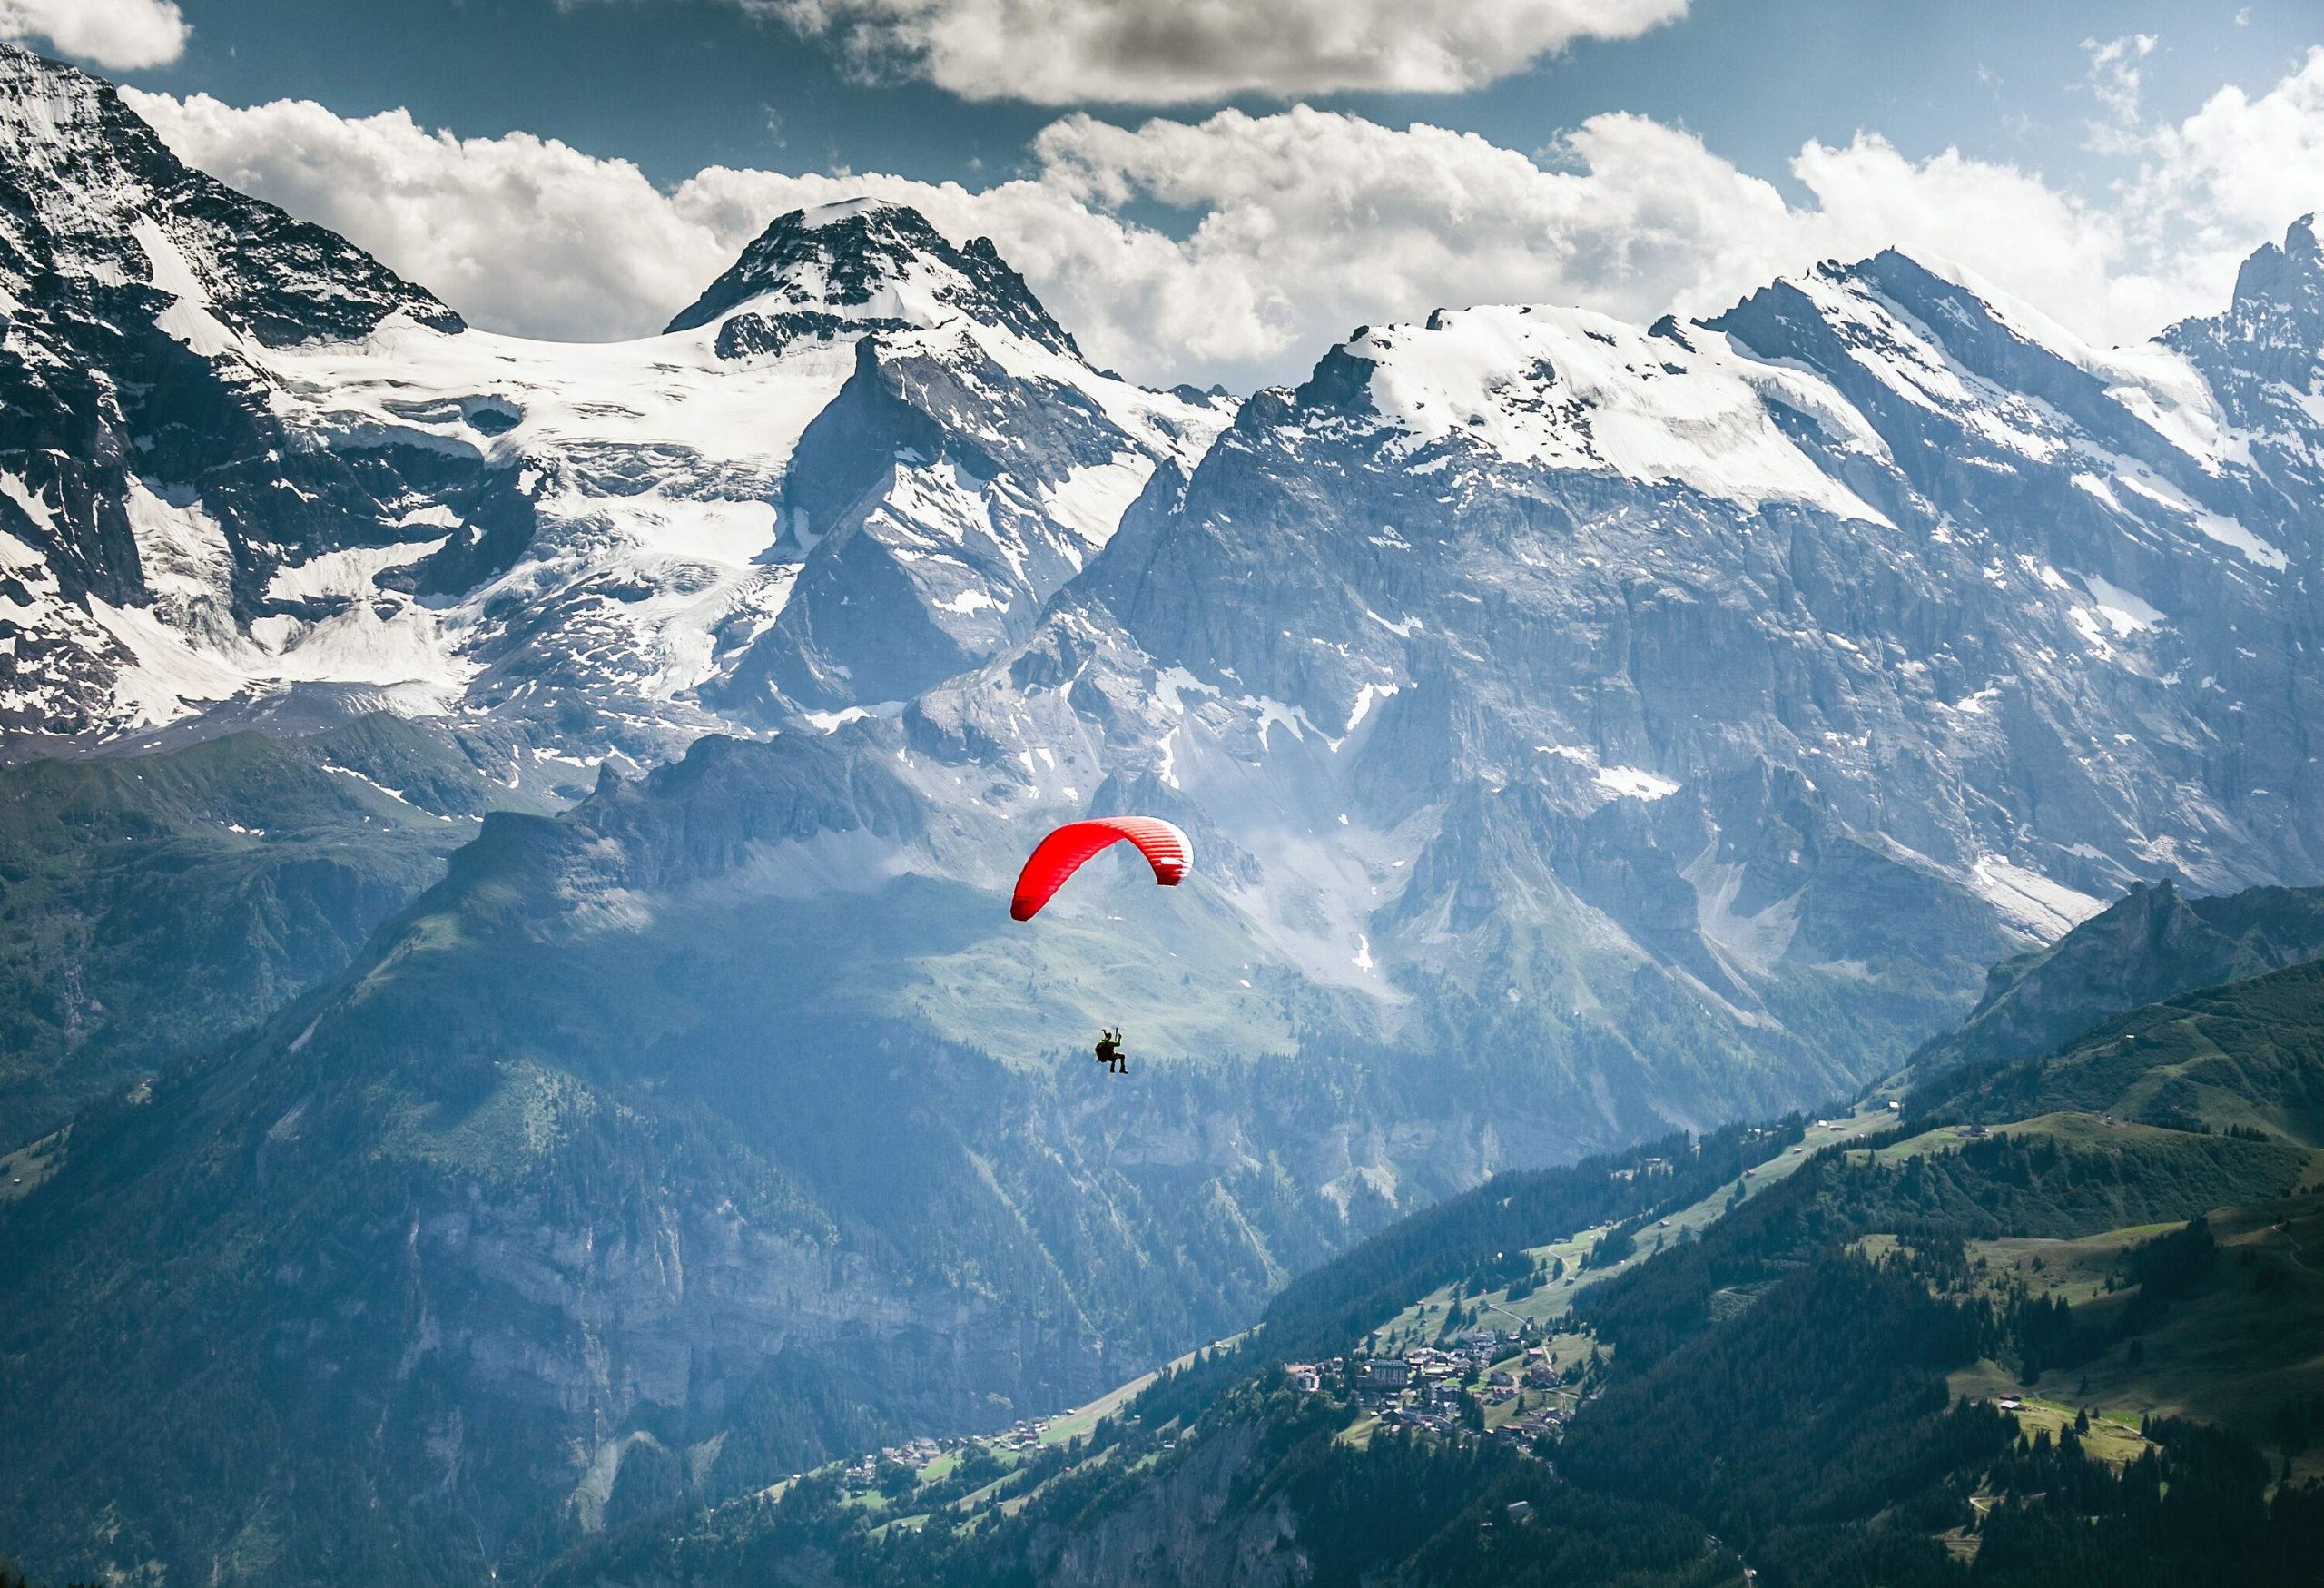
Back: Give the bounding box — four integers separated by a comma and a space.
1912, 877, 2324, 1078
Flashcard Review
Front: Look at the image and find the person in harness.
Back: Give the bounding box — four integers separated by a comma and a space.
1094, 1026, 1127, 1076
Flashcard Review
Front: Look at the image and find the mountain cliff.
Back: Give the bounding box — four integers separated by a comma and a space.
1912, 878, 2324, 1079
0, 713, 537, 1147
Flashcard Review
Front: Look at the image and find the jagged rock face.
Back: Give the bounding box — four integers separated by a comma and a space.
838, 235, 2324, 1129
708, 328, 1219, 715
117, 210, 2324, 1177
0, 44, 470, 736
665, 197, 1081, 360
2166, 216, 2324, 449
0, 46, 460, 347
23, 34, 2318, 1069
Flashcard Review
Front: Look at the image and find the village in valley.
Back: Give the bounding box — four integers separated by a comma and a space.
1285, 1323, 1600, 1451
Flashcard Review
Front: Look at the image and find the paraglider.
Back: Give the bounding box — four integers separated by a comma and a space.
1008, 816, 1191, 921
1010, 816, 1190, 1081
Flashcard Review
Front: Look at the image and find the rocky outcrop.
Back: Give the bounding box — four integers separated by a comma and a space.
1025, 1419, 1305, 1588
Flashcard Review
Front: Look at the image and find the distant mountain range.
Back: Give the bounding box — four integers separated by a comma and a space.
8, 36, 2324, 1588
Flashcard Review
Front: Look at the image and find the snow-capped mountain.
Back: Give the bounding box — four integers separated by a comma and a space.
202, 208, 2324, 1164
12, 29, 2324, 1088
0, 45, 1226, 772
795, 231, 2324, 1090
11, 30, 2324, 1097
677, 202, 1226, 721
664, 194, 1083, 358
0, 44, 460, 735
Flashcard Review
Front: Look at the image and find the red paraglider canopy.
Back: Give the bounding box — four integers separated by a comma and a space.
1010, 816, 1192, 921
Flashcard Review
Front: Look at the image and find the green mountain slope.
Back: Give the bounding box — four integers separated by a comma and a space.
1912, 956, 2324, 1142
1911, 879, 2324, 1080
0, 737, 1407, 1585
0, 718, 1928, 1585
0, 715, 529, 1146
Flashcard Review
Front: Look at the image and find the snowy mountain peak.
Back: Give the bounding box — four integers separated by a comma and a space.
793, 196, 891, 226
0, 59, 1226, 750
2218, 213, 2324, 339
2162, 215, 2324, 453
0, 44, 461, 347
1288, 300, 1891, 523
661, 196, 1080, 360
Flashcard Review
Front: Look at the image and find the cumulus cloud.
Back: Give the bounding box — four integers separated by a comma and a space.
743, 0, 1689, 104
126, 46, 2324, 390
1, 0, 187, 68
2132, 46, 2324, 252
129, 93, 743, 343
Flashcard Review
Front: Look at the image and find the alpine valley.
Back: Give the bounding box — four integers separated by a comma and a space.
5, 35, 2324, 1588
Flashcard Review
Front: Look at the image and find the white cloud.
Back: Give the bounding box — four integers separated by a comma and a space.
2083, 32, 2158, 152
1, 0, 187, 69
128, 93, 738, 343
2133, 46, 2324, 249
126, 46, 2324, 390
1786, 135, 2194, 338
743, 0, 1689, 104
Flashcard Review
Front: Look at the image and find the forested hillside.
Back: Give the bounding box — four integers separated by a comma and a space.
0, 715, 533, 1146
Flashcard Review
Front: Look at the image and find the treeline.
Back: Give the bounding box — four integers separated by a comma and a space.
1969, 1418, 2324, 1586
1571, 1125, 2299, 1373
552, 1117, 2324, 1588
1541, 1096, 2324, 1583
1557, 1240, 2324, 1586
1110, 1117, 1820, 1433
2014, 1216, 2219, 1380
662, 1236, 2324, 1588
1264, 1414, 1732, 1588
1285, 1090, 2324, 1583
1561, 1251, 2001, 1541
542, 966, 2324, 1588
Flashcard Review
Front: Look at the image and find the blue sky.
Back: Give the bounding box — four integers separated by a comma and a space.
22, 1, 2324, 386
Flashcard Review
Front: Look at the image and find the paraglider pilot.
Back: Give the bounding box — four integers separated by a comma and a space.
1095, 1026, 1127, 1075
